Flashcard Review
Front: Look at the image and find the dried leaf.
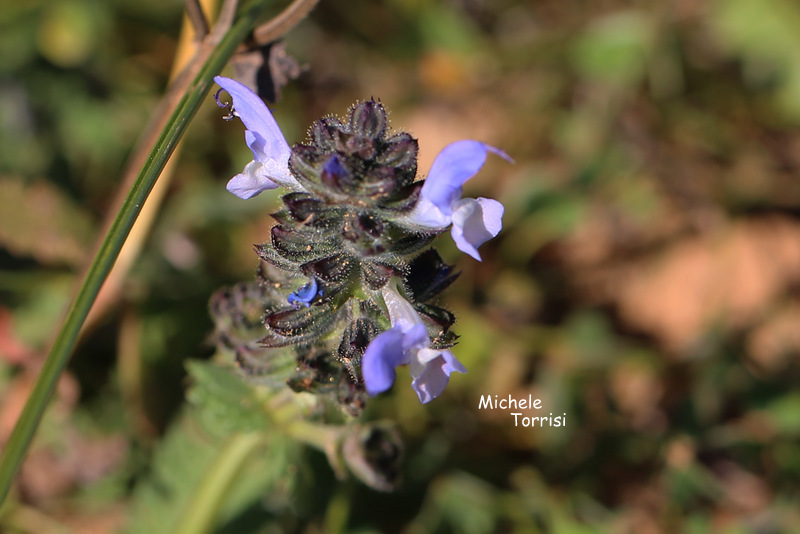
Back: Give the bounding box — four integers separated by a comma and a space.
0, 178, 93, 266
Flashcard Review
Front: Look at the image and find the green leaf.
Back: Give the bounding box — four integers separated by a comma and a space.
763, 392, 800, 435
185, 360, 273, 437
126, 411, 296, 534
712, 0, 800, 120
571, 11, 653, 87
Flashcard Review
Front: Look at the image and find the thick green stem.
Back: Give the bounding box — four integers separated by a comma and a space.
0, 0, 272, 504
172, 433, 265, 534
171, 400, 343, 534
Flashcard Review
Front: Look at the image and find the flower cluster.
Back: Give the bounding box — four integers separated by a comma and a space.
210, 76, 509, 407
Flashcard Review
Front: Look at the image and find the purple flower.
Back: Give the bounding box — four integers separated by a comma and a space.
214, 76, 301, 198
408, 140, 512, 261
362, 287, 466, 404
287, 278, 321, 308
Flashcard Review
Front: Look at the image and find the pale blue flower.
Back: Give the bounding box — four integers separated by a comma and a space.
362, 287, 466, 403
408, 140, 511, 261
214, 76, 301, 198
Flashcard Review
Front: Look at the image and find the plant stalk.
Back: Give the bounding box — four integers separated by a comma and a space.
172, 433, 265, 534
0, 0, 273, 505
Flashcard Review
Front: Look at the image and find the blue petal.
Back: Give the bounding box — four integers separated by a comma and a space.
410, 349, 467, 404
214, 76, 291, 162
214, 76, 298, 196
287, 278, 319, 308
362, 327, 407, 396
401, 323, 429, 351
421, 141, 511, 216
450, 197, 504, 261
321, 154, 350, 186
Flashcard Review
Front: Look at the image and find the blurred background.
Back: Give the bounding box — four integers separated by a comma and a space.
2, 0, 800, 532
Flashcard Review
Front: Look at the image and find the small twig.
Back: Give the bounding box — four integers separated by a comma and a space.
184, 0, 210, 40
253, 0, 320, 44
211, 0, 239, 41
162, 0, 237, 95
0, 0, 313, 505
82, 1, 222, 334
80, 0, 320, 333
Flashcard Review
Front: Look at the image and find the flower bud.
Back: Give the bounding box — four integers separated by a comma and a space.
308, 116, 343, 151
342, 424, 403, 492
262, 304, 341, 347
376, 181, 424, 213
282, 192, 325, 222
376, 132, 418, 185
320, 154, 352, 192
405, 249, 460, 302
358, 165, 397, 198
337, 317, 380, 368
336, 131, 377, 160
361, 261, 393, 289
271, 225, 339, 263
349, 100, 387, 141
301, 253, 356, 283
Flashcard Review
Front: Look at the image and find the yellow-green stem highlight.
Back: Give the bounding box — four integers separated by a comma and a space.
172, 433, 266, 534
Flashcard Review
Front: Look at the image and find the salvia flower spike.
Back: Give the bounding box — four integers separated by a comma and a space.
211, 76, 509, 405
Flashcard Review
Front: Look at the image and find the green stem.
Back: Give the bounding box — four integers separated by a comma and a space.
172, 433, 265, 534
0, 0, 272, 505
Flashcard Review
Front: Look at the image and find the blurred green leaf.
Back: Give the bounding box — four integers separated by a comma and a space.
562, 312, 617, 369
128, 361, 303, 534
419, 4, 482, 54
186, 360, 274, 437
571, 11, 653, 87
712, 0, 800, 120
37, 0, 111, 67
5, 274, 72, 348
763, 392, 800, 436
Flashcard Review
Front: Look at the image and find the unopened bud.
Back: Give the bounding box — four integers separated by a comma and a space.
349, 100, 387, 140
342, 423, 403, 492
